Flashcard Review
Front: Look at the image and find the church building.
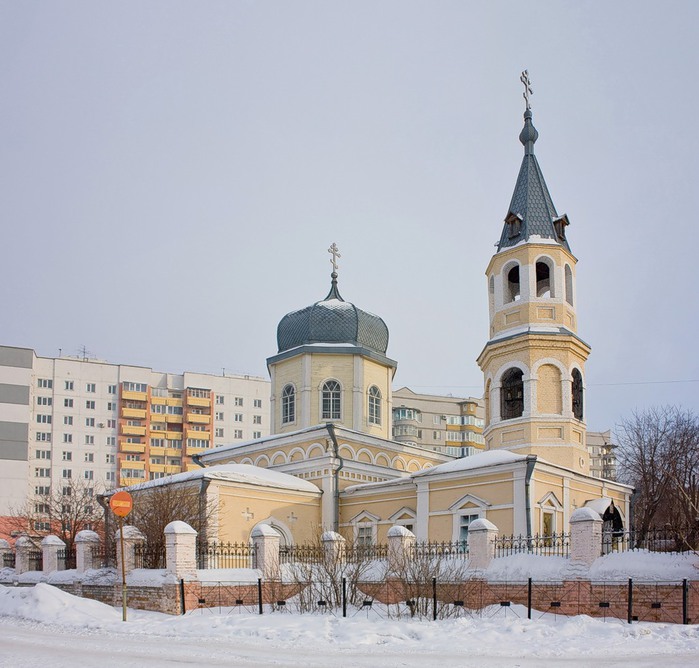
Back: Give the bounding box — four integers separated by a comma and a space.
130, 85, 632, 547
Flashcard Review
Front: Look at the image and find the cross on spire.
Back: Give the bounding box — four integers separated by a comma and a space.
520, 70, 533, 110
328, 242, 341, 274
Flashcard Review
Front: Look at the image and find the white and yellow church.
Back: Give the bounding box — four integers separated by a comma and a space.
134, 99, 632, 547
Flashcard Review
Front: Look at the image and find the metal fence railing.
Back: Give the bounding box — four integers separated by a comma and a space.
493, 533, 570, 558
134, 543, 166, 569
57, 547, 76, 570
90, 543, 117, 569
2, 552, 16, 569
412, 541, 469, 559
197, 542, 256, 569
28, 550, 43, 571
603, 527, 695, 555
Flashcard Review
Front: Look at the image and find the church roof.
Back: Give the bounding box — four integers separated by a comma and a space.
276, 272, 389, 354
497, 108, 571, 253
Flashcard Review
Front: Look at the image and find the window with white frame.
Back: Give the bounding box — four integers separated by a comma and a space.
458, 513, 480, 546
321, 380, 341, 420
282, 384, 295, 424
368, 386, 381, 425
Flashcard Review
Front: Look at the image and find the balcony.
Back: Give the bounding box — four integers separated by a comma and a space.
150, 412, 166, 424
186, 429, 211, 440
164, 430, 183, 440
122, 390, 147, 402
121, 425, 146, 436
150, 396, 166, 405
166, 398, 184, 407
186, 413, 211, 425
122, 408, 147, 419
187, 396, 211, 407
119, 442, 146, 454
166, 414, 183, 424
119, 459, 145, 470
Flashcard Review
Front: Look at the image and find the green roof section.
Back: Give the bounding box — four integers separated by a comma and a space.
498, 109, 571, 253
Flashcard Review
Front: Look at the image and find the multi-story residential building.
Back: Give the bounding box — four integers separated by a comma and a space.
392, 387, 485, 456
586, 430, 618, 480
0, 345, 270, 537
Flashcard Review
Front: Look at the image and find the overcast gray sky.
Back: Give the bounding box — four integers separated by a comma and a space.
2, 2, 697, 432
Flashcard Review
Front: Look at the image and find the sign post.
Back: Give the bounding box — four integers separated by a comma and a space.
109, 491, 133, 622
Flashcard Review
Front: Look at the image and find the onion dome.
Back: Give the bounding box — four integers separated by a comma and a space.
276, 272, 389, 354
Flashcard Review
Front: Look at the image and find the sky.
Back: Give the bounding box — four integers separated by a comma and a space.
2, 576, 699, 667
1, 2, 698, 433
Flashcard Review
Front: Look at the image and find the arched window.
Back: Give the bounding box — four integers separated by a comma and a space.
501, 368, 524, 420
565, 265, 574, 306
505, 264, 520, 303
572, 369, 584, 420
281, 384, 295, 424
368, 386, 381, 425
536, 260, 553, 298
322, 380, 341, 420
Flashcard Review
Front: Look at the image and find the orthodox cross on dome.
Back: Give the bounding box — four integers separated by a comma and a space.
328, 242, 341, 274
520, 69, 533, 110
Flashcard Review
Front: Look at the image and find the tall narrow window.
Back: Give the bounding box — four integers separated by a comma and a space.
572, 369, 584, 420
565, 265, 574, 306
536, 261, 552, 298
501, 368, 524, 419
322, 380, 341, 420
506, 265, 520, 303
368, 386, 381, 425
281, 384, 295, 424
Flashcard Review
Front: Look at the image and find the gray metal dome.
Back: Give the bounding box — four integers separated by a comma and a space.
276, 273, 389, 354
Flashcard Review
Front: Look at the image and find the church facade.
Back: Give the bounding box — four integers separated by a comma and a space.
133, 95, 632, 547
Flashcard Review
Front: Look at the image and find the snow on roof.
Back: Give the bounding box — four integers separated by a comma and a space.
584, 497, 612, 515
413, 449, 528, 477
118, 464, 320, 494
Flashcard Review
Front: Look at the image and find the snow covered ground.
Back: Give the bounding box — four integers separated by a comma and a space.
1, 583, 698, 667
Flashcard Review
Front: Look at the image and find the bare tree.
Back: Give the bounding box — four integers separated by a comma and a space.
8, 478, 105, 552
616, 406, 699, 546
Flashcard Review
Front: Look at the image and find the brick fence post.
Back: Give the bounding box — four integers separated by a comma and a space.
164, 520, 198, 580
14, 536, 33, 574
387, 525, 416, 572
115, 525, 146, 575
321, 531, 346, 565
41, 535, 66, 573
75, 530, 101, 574
569, 508, 602, 569
252, 525, 281, 580
467, 519, 499, 571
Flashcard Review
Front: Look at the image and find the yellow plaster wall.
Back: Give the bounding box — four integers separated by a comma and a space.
537, 364, 562, 414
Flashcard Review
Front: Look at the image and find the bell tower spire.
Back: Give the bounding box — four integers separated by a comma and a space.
477, 72, 591, 474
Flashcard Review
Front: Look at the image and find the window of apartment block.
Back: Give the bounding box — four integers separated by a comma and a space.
108, 385, 117, 394
36, 432, 52, 442
215, 428, 224, 438
234, 397, 243, 406
64, 398, 73, 408
62, 469, 72, 479
106, 472, 115, 482
34, 521, 51, 532
38, 379, 53, 389
254, 399, 262, 408
84, 452, 94, 463
84, 470, 93, 480
253, 431, 261, 439
62, 451, 72, 461
85, 400, 95, 409
85, 417, 95, 427
215, 412, 224, 421
35, 485, 50, 496
108, 419, 116, 428
234, 429, 243, 439
85, 435, 94, 445
37, 396, 52, 406
86, 383, 96, 393
107, 402, 117, 411
35, 449, 51, 460
105, 454, 115, 464
35, 468, 50, 477
64, 416, 73, 425
234, 413, 243, 422
63, 434, 72, 444
253, 415, 262, 424
215, 395, 224, 405
123, 382, 147, 393
65, 381, 74, 391
37, 415, 52, 424
106, 436, 116, 446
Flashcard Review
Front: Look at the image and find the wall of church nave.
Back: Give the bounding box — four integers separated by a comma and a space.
340, 485, 417, 543
214, 484, 322, 544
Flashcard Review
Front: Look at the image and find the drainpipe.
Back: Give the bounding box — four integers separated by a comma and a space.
325, 423, 343, 532
524, 455, 537, 538
199, 478, 211, 541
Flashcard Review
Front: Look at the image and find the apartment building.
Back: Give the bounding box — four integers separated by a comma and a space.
586, 430, 618, 480
391, 387, 485, 455
0, 345, 270, 531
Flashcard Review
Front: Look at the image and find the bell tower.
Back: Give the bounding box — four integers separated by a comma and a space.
477, 72, 591, 473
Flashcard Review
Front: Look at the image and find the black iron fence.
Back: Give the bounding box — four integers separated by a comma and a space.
57, 547, 76, 570
3, 552, 15, 568
603, 527, 695, 555
90, 543, 117, 569
412, 541, 469, 560
28, 550, 43, 571
197, 541, 256, 569
278, 543, 389, 566
493, 533, 570, 558
134, 543, 166, 569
